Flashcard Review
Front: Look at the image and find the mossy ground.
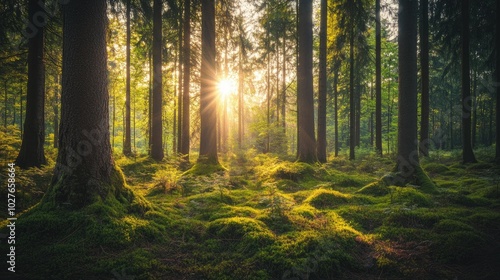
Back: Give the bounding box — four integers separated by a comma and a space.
1, 146, 499, 279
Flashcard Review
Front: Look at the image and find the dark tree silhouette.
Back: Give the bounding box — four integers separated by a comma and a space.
199, 0, 218, 163
496, 0, 500, 163
180, 0, 191, 161
123, 0, 132, 156
396, 0, 419, 178
419, 0, 430, 157
297, 0, 316, 162
151, 0, 164, 161
375, 0, 382, 155
461, 0, 477, 163
317, 0, 327, 163
16, 0, 46, 169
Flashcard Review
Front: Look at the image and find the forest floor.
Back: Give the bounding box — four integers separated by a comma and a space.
1, 136, 499, 279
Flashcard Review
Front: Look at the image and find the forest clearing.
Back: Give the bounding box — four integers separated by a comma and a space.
1, 0, 499, 279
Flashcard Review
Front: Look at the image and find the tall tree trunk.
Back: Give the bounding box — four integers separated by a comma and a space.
177, 16, 183, 155
238, 33, 244, 149
20, 85, 23, 138
199, 0, 218, 163
16, 0, 46, 169
349, 25, 355, 160
3, 80, 6, 128
317, 0, 327, 162
48, 0, 131, 208
297, 0, 316, 162
495, 0, 500, 163
148, 51, 152, 155
334, 62, 339, 157
151, 0, 164, 161
355, 74, 361, 147
181, 0, 191, 161
396, 0, 419, 177
461, 0, 476, 163
419, 0, 430, 157
472, 70, 477, 148
123, 0, 132, 156
281, 36, 286, 130
375, 0, 382, 155
54, 75, 59, 148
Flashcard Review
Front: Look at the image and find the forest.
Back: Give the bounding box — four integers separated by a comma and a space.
0, 0, 499, 279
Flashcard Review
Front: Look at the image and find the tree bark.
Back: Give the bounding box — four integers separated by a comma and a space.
375, 0, 382, 155
495, 0, 500, 163
297, 0, 316, 162
334, 62, 339, 157
396, 0, 419, 176
151, 0, 164, 161
419, 0, 430, 157
199, 0, 218, 163
461, 0, 477, 163
317, 0, 327, 162
349, 25, 355, 160
16, 0, 46, 169
123, 0, 132, 156
180, 0, 191, 160
54, 74, 59, 148
48, 0, 130, 208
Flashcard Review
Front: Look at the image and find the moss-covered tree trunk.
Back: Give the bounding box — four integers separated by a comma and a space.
15, 0, 46, 169
47, 0, 132, 208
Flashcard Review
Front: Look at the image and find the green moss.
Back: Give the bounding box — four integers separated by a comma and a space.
185, 161, 226, 176
422, 162, 450, 174
206, 217, 275, 254
433, 219, 475, 233
357, 181, 389, 196
271, 162, 315, 182
434, 231, 487, 264
392, 187, 433, 207
305, 189, 350, 209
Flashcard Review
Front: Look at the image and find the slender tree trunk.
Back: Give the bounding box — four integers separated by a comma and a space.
349, 25, 355, 160
396, 0, 419, 176
419, 0, 430, 156
16, 0, 46, 169
199, 0, 218, 163
123, 0, 132, 155
3, 80, 6, 128
334, 62, 339, 157
48, 0, 131, 208
281, 36, 286, 130
495, 0, 500, 162
375, 0, 382, 155
54, 75, 59, 148
148, 51, 152, 155
19, 85, 23, 138
238, 32, 244, 149
177, 16, 183, 155
317, 0, 327, 162
461, 0, 477, 163
297, 0, 316, 162
355, 74, 361, 147
151, 0, 164, 161
472, 70, 477, 148
181, 0, 191, 160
